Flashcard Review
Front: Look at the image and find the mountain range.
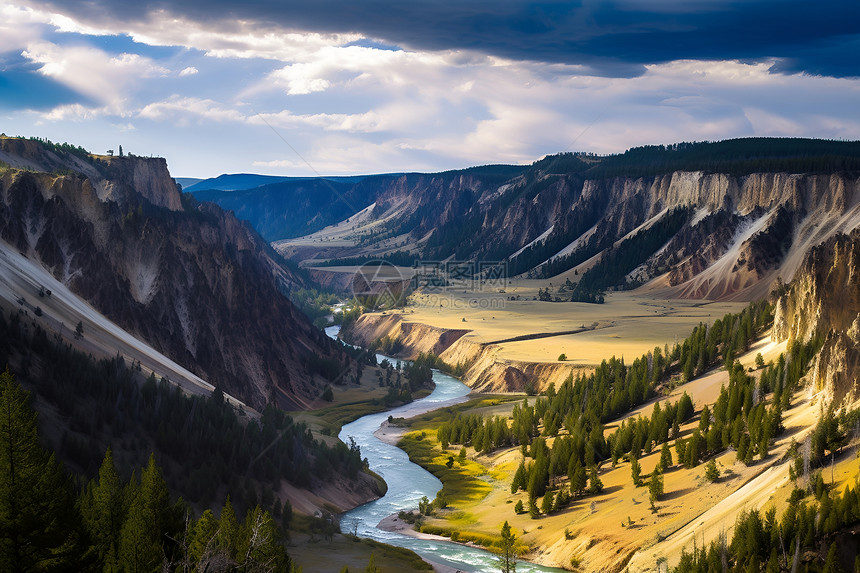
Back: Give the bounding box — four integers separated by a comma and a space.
194, 138, 860, 304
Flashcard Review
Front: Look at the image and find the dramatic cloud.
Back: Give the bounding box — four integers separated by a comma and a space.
1, 1, 859, 176
22, 41, 168, 110
20, 0, 860, 78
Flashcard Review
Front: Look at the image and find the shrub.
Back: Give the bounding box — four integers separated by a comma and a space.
704, 459, 720, 482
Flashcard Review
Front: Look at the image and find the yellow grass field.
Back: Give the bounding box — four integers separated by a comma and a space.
405, 288, 746, 363
391, 338, 856, 572
318, 266, 749, 366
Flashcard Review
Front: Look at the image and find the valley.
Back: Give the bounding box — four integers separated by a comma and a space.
4, 0, 860, 571
262, 139, 860, 571
341, 284, 747, 392
1, 135, 859, 573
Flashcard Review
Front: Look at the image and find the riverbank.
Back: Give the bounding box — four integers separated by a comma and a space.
328, 323, 567, 572
373, 419, 407, 445
341, 290, 747, 395
384, 334, 831, 572
377, 515, 474, 573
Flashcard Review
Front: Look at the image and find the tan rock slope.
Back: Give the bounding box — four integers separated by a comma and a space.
0, 137, 345, 410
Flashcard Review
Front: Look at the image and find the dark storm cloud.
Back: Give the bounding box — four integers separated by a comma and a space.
28, 0, 860, 77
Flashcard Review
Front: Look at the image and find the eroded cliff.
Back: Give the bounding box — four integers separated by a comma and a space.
772, 232, 860, 406
271, 148, 860, 304
0, 137, 344, 409
343, 313, 588, 393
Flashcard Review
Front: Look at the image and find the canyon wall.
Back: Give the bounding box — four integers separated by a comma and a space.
343, 313, 588, 393
0, 138, 344, 410
772, 232, 860, 406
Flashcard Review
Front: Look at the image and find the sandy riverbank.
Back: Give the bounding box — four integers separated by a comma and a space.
373, 420, 408, 446
377, 514, 484, 573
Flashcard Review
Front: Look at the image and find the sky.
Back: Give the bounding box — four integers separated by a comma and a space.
1, 1, 859, 178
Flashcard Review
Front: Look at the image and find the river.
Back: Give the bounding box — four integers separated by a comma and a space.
327, 326, 564, 573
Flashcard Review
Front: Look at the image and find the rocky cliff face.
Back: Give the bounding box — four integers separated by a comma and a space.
772, 232, 860, 406
343, 313, 587, 393
0, 137, 343, 410
266, 145, 860, 303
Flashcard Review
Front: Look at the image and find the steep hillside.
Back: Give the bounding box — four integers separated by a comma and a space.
191, 138, 860, 303
192, 175, 383, 241
0, 137, 344, 410
772, 231, 860, 407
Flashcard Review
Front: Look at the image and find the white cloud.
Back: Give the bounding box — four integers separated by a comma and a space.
138, 96, 246, 124
0, 4, 49, 52
111, 122, 137, 132
41, 103, 106, 122
107, 9, 362, 62
3, 3, 860, 177
22, 41, 168, 110
252, 159, 298, 168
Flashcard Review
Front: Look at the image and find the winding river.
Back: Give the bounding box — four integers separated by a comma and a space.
327, 326, 564, 573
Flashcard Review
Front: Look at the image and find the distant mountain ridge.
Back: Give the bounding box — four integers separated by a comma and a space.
194, 138, 860, 302
184, 173, 294, 192
191, 174, 396, 241
185, 172, 373, 193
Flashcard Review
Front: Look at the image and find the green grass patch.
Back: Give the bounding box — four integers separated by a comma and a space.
446, 510, 478, 527
346, 535, 433, 570
406, 395, 521, 427
417, 524, 528, 554
297, 386, 432, 436
398, 429, 492, 507
309, 400, 393, 434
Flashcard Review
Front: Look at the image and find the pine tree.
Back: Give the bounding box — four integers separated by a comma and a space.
528, 495, 539, 519
631, 456, 643, 487
587, 466, 603, 495
498, 521, 517, 573
570, 462, 587, 498
527, 456, 548, 499
118, 482, 161, 573
540, 491, 554, 515
704, 459, 720, 482
511, 460, 526, 494
822, 542, 842, 573
0, 368, 80, 572
81, 448, 124, 570
659, 442, 673, 470
686, 431, 701, 468
118, 454, 184, 572
364, 553, 382, 573
675, 437, 687, 465
553, 489, 568, 512
188, 509, 219, 566
217, 496, 239, 560
648, 465, 664, 503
